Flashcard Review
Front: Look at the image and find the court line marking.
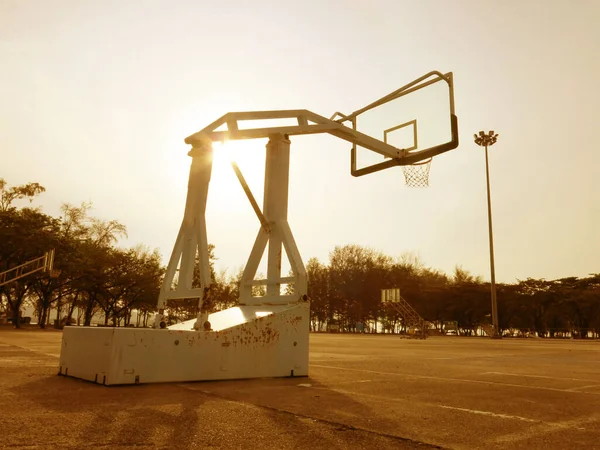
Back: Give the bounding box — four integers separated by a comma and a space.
310, 364, 600, 395
492, 415, 600, 443
289, 383, 540, 424
179, 377, 596, 439
334, 379, 372, 385
439, 405, 591, 432
565, 384, 600, 392
303, 379, 373, 386
437, 405, 537, 423
483, 371, 600, 383
307, 385, 592, 432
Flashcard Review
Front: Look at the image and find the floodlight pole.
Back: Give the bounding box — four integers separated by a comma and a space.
474, 131, 501, 339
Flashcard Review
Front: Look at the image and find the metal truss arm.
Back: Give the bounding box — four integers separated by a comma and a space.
184, 71, 459, 173
185, 110, 407, 159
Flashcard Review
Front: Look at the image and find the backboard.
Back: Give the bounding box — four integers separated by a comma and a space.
330, 71, 458, 178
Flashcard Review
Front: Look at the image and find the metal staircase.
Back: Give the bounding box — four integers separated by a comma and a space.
0, 249, 55, 287
480, 323, 494, 337
383, 294, 428, 339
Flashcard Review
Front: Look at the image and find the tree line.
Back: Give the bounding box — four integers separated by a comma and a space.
0, 178, 161, 327
1, 178, 598, 337
0, 179, 244, 329
306, 245, 600, 338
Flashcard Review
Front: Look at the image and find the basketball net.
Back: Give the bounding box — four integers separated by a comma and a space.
402, 158, 432, 188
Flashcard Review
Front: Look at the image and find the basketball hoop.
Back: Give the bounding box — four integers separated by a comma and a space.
402, 157, 432, 188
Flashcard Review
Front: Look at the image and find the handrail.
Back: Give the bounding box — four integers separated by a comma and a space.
0, 249, 55, 287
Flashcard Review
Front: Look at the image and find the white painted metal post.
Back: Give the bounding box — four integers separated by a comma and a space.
264, 134, 290, 297
240, 134, 307, 304
240, 134, 290, 303
154, 140, 213, 327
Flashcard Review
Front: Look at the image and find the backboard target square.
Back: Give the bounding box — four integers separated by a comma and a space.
384, 119, 418, 153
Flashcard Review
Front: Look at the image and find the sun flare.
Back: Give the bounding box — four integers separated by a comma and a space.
209, 139, 267, 209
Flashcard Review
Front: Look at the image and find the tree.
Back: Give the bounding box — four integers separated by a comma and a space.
60, 206, 128, 326
306, 258, 329, 331
94, 246, 163, 326
89, 218, 128, 247
0, 207, 60, 327
0, 179, 51, 327
452, 265, 483, 284
515, 278, 557, 337
210, 268, 241, 312
328, 245, 392, 331
0, 178, 45, 212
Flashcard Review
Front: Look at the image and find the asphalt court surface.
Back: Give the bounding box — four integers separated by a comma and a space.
1, 329, 599, 449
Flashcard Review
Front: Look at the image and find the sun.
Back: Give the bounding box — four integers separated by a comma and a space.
209, 139, 267, 211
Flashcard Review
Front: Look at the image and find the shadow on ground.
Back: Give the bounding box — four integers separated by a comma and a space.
4, 342, 430, 449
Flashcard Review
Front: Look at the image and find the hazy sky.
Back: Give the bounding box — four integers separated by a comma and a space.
2, 0, 599, 283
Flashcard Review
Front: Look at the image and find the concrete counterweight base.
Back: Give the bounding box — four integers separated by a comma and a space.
59, 302, 309, 385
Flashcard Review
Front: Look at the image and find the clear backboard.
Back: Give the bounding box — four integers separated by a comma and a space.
330, 71, 458, 181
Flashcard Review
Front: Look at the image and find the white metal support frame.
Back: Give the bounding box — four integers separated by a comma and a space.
154, 139, 214, 329
59, 70, 459, 385
239, 133, 307, 306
